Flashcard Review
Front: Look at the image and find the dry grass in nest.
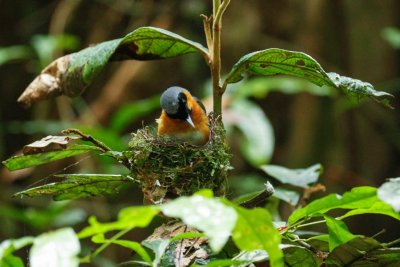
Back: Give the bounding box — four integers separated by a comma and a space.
123, 115, 232, 204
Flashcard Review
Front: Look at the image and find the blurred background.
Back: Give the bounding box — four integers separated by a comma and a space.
1, 0, 399, 265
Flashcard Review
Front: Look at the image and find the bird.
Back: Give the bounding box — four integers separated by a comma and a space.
157, 86, 210, 145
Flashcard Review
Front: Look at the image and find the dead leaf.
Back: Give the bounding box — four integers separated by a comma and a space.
23, 135, 81, 155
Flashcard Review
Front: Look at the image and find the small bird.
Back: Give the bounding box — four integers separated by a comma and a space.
157, 86, 210, 145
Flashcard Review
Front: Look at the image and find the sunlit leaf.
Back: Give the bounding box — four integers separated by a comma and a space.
3, 144, 101, 171
229, 98, 274, 166
14, 174, 135, 201
288, 186, 378, 225
92, 234, 152, 264
340, 201, 400, 221
261, 164, 322, 188
327, 72, 394, 108
78, 206, 160, 238
1, 254, 24, 267
377, 178, 400, 212
0, 236, 34, 263
30, 228, 80, 267
18, 27, 208, 107
324, 216, 356, 252
232, 207, 283, 267
161, 195, 237, 253
225, 48, 335, 87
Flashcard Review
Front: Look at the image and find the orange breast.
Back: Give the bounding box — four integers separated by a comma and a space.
157, 96, 210, 144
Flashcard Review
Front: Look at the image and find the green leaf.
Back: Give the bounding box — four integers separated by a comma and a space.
18, 27, 208, 107
225, 48, 335, 87
30, 228, 80, 267
340, 201, 400, 221
161, 195, 237, 253
2, 144, 100, 171
142, 239, 170, 267
229, 98, 274, 166
110, 95, 160, 133
288, 186, 378, 225
232, 207, 283, 267
282, 245, 317, 267
0, 45, 33, 65
78, 206, 160, 238
261, 164, 322, 188
324, 216, 356, 252
274, 187, 300, 206
327, 72, 394, 108
13, 174, 135, 200
325, 237, 382, 266
92, 234, 152, 264
0, 237, 34, 261
1, 254, 24, 267
377, 178, 400, 212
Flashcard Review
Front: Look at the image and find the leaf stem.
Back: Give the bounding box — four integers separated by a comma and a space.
296, 219, 326, 229
92, 228, 132, 259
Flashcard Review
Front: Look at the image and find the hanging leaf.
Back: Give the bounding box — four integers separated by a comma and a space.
13, 174, 135, 201
18, 27, 208, 107
274, 187, 300, 206
261, 164, 322, 188
327, 72, 394, 108
224, 48, 335, 87
3, 144, 101, 171
377, 178, 400, 212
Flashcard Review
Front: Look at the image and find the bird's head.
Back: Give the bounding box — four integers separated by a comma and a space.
160, 86, 195, 127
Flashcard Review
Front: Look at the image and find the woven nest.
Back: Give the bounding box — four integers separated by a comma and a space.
123, 115, 232, 204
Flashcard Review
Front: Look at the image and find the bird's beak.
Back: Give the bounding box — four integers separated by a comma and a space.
185, 115, 195, 128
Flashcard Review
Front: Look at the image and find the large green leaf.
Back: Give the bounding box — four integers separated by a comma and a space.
30, 228, 80, 267
377, 178, 400, 212
261, 164, 322, 188
2, 144, 100, 171
13, 174, 136, 201
324, 216, 356, 252
18, 27, 208, 107
340, 201, 400, 221
324, 237, 399, 266
232, 207, 283, 267
282, 245, 317, 267
161, 194, 237, 253
224, 48, 335, 87
288, 186, 378, 225
78, 206, 160, 238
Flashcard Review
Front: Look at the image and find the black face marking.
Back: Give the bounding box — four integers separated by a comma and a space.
166, 92, 190, 120
192, 96, 207, 114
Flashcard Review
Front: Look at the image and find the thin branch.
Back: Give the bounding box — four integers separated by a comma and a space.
62, 128, 112, 152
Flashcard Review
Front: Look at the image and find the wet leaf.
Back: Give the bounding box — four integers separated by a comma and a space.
78, 206, 160, 238
261, 164, 322, 188
327, 72, 394, 108
2, 144, 101, 171
225, 48, 335, 87
161, 195, 237, 253
13, 174, 135, 200
30, 228, 80, 267
22, 135, 81, 154
18, 27, 207, 107
377, 178, 400, 212
288, 187, 378, 225
232, 207, 283, 267
324, 216, 356, 251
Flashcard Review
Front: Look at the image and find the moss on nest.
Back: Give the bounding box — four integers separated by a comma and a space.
123, 115, 232, 204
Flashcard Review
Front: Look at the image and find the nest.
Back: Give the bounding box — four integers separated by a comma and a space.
123, 115, 232, 204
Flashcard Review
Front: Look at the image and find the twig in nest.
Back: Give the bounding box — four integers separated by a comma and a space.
62, 128, 111, 153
